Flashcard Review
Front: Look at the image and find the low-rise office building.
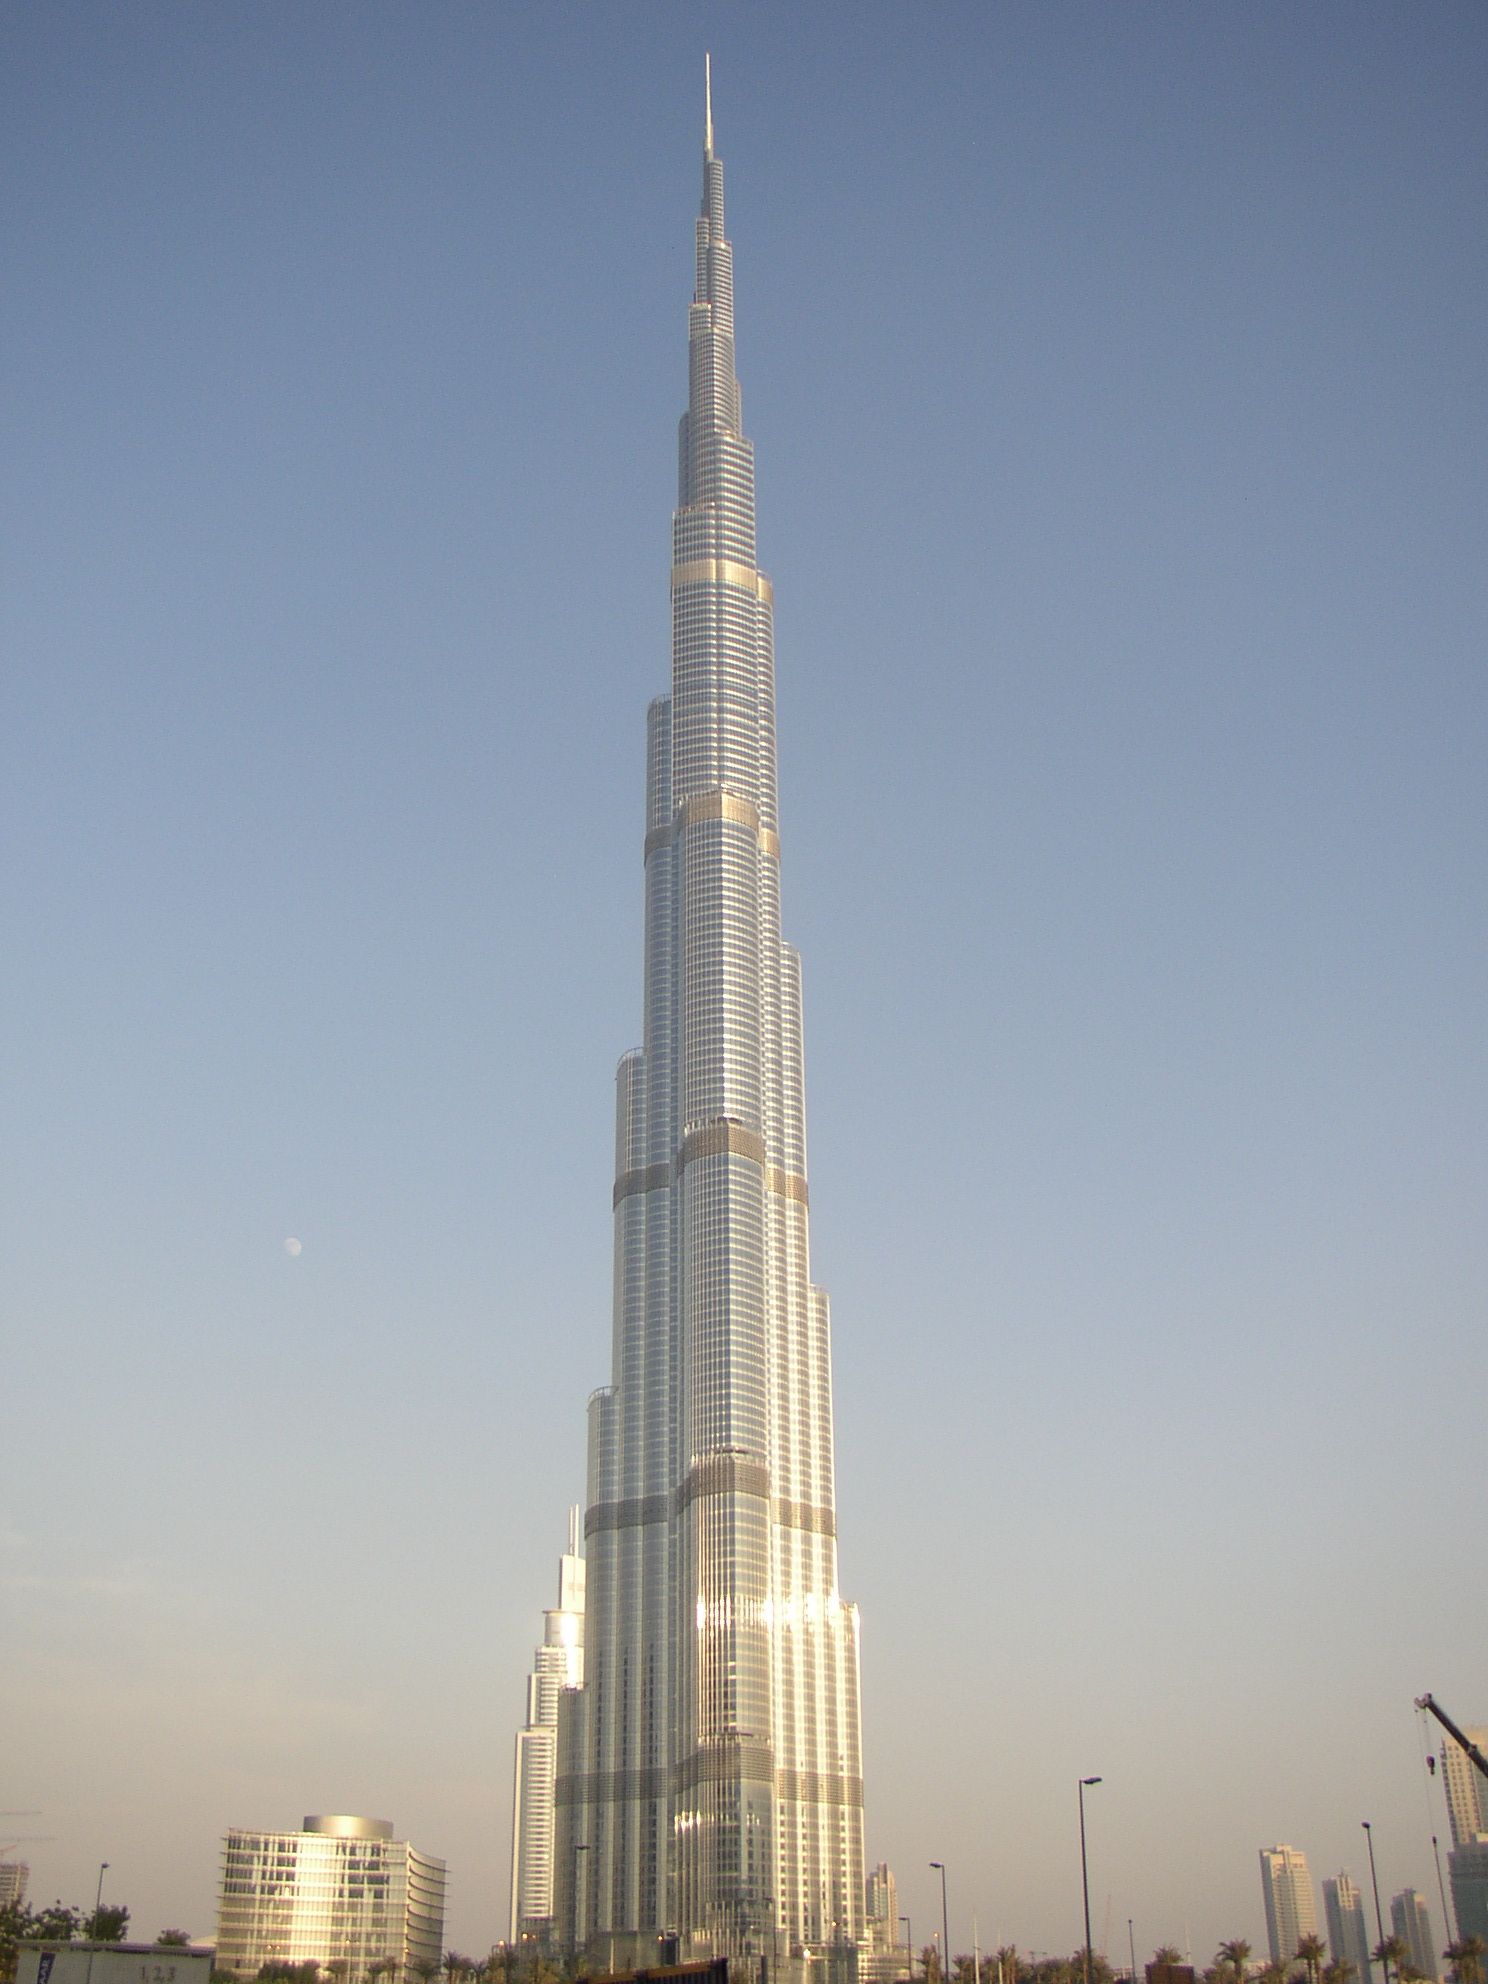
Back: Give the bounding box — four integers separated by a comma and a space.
215, 1816, 444, 1984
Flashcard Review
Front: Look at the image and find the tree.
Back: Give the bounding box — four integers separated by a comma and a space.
85, 1907, 130, 1945
1296, 1936, 1327, 1984
157, 1933, 192, 1948
1218, 1942, 1253, 1984
30, 1906, 85, 1943
1374, 1937, 1408, 1984
1446, 1941, 1485, 1984
1152, 1954, 1184, 1973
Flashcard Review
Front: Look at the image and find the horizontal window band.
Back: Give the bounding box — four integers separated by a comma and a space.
678, 1449, 771, 1507
764, 1165, 808, 1205
614, 1143, 808, 1207
774, 1497, 837, 1538
584, 1475, 835, 1540
678, 789, 759, 832
775, 1768, 865, 1810
679, 1118, 766, 1169
644, 788, 780, 862
584, 1493, 668, 1537
556, 1762, 863, 1810
555, 1766, 668, 1806
613, 1162, 671, 1207
675, 1735, 776, 1791
670, 558, 773, 606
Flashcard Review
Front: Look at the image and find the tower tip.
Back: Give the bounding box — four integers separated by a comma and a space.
705, 52, 713, 155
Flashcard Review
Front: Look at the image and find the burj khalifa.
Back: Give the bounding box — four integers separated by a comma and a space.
548, 69, 867, 1973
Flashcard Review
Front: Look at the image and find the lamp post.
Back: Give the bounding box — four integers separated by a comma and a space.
1362, 1824, 1386, 1984
85, 1864, 110, 1984
1079, 1779, 1103, 1984
931, 1864, 950, 1984
574, 1843, 590, 1966
1129, 1921, 1138, 1984
902, 1919, 913, 1983
1430, 1837, 1451, 1961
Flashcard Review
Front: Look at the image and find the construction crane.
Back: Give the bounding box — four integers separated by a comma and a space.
1416, 1693, 1488, 1786
0, 1813, 55, 1866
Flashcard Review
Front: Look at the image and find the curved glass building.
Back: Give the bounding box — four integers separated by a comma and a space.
551, 69, 867, 1976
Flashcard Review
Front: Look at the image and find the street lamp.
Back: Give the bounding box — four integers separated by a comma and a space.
85, 1866, 110, 1984
901, 1919, 913, 1983
930, 1865, 950, 1984
1362, 1824, 1386, 1984
574, 1843, 590, 1965
1079, 1779, 1103, 1984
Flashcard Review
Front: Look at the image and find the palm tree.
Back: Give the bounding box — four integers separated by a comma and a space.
1375, 1936, 1409, 1984
1296, 1936, 1327, 1984
1218, 1943, 1253, 1984
1446, 1940, 1485, 1984
1259, 1959, 1288, 1984
1152, 1955, 1183, 1973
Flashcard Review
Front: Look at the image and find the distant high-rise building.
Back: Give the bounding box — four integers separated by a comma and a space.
215, 1816, 444, 1983
1324, 1873, 1373, 1984
0, 1863, 29, 1909
544, 64, 868, 1976
1389, 1890, 1436, 1980
509, 1510, 586, 1944
1448, 1841, 1488, 1945
1440, 1726, 1488, 1848
1262, 1846, 1319, 1965
858, 1863, 905, 1984
864, 1864, 898, 1948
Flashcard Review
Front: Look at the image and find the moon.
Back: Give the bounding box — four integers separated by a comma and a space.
283, 1237, 302, 1258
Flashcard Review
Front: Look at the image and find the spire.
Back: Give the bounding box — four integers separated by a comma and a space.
704, 51, 714, 157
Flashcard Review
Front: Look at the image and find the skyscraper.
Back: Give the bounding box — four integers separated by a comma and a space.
1440, 1724, 1488, 1847
1260, 1846, 1319, 1965
509, 1511, 586, 1943
1389, 1890, 1437, 1980
1449, 1841, 1488, 1944
1323, 1873, 1373, 1984
549, 66, 867, 1974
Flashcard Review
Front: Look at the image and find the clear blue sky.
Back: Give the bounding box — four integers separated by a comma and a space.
4, 0, 1485, 1965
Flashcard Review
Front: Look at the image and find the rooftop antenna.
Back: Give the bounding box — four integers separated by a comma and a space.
705, 52, 714, 155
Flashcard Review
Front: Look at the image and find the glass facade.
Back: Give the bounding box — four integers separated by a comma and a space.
214, 1817, 445, 1984
551, 78, 867, 1973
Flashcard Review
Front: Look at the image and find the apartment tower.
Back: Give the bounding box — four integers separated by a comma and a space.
549, 66, 867, 1973
1441, 1725, 1488, 1847
1389, 1890, 1437, 1981
1261, 1845, 1319, 1965
1323, 1874, 1373, 1984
